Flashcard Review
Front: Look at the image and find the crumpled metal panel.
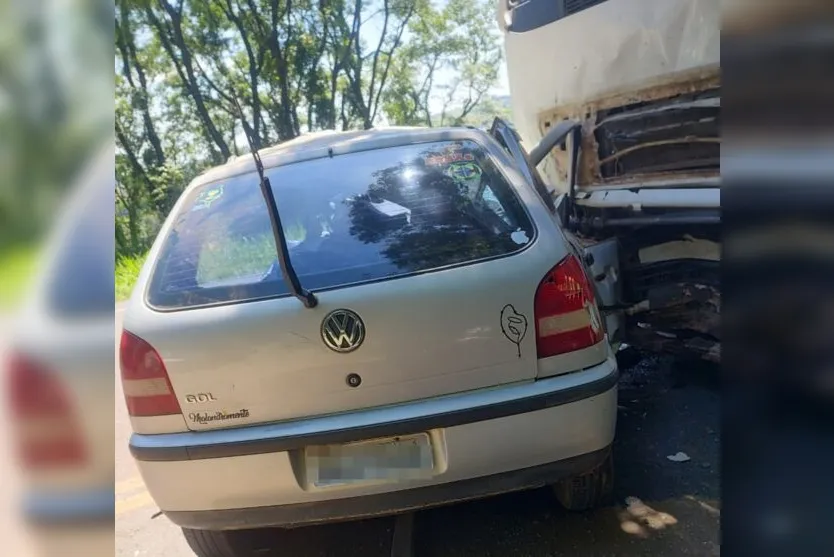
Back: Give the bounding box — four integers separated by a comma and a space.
502, 0, 720, 191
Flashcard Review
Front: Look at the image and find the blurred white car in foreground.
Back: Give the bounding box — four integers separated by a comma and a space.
3, 146, 115, 557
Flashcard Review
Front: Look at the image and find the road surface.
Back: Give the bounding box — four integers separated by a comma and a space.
115, 306, 720, 557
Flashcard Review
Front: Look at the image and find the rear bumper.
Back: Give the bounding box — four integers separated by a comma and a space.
168, 446, 611, 530
22, 488, 114, 525
133, 356, 618, 529
130, 361, 618, 462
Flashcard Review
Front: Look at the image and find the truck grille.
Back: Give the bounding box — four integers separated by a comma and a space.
594, 88, 720, 180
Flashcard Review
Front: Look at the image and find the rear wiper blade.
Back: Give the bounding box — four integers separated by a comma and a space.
235, 105, 317, 308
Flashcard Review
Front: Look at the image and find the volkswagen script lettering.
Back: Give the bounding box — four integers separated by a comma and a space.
321, 309, 365, 353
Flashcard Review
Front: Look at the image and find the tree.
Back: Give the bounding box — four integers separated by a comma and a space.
437, 0, 502, 126
338, 0, 417, 129
383, 0, 502, 127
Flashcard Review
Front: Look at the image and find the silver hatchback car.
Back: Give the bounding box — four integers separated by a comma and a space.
121, 124, 617, 556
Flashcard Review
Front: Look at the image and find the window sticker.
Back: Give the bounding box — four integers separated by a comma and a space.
191, 184, 225, 212
424, 143, 473, 166
443, 161, 483, 197
500, 304, 528, 358
443, 161, 482, 183
424, 152, 475, 166
511, 229, 530, 245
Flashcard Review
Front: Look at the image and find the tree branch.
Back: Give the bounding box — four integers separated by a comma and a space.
118, 8, 166, 167
367, 0, 390, 106
370, 3, 415, 124
115, 120, 153, 191
219, 0, 263, 143
149, 0, 231, 160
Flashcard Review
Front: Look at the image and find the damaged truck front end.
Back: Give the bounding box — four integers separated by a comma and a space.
550, 71, 722, 363
500, 0, 721, 362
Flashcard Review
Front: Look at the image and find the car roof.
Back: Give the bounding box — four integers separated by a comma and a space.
193, 126, 490, 187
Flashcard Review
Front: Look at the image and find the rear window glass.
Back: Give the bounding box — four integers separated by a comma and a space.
147, 139, 535, 309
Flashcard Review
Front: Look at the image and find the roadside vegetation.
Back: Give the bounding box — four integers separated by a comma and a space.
116, 252, 147, 301
0, 245, 39, 309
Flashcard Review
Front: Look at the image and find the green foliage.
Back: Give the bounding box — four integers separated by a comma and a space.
0, 244, 40, 309
435, 95, 513, 129
115, 252, 147, 301
383, 0, 503, 127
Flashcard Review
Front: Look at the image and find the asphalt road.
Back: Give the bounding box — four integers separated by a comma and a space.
115, 305, 720, 557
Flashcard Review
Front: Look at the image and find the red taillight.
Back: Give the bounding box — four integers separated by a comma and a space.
6, 353, 87, 469
534, 254, 605, 358
120, 331, 181, 417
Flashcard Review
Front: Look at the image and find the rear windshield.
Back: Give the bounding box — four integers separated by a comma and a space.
147, 139, 535, 309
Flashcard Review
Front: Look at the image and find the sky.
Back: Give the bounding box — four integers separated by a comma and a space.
495, 64, 511, 97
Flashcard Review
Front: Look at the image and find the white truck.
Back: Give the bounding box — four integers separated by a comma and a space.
497, 0, 720, 362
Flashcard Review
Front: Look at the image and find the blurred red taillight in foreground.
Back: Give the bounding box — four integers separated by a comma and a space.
6, 353, 87, 469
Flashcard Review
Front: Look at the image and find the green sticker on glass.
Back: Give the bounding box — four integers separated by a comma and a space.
444, 161, 482, 195
192, 184, 225, 211
444, 161, 482, 182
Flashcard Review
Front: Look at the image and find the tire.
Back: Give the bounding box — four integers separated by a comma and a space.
552, 451, 614, 511
182, 528, 252, 557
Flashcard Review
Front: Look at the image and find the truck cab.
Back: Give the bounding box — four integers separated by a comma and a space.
498, 0, 721, 362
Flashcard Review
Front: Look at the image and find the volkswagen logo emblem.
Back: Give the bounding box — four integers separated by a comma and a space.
321, 309, 365, 353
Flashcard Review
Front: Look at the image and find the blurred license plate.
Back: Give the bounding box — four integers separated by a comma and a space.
306, 433, 434, 487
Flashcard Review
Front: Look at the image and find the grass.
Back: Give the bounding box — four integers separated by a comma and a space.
0, 244, 40, 310
116, 252, 147, 301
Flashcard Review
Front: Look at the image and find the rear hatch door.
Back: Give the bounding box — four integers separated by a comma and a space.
130, 138, 569, 430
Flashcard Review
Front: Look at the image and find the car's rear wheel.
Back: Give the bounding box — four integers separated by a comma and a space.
552, 451, 614, 511
182, 527, 254, 557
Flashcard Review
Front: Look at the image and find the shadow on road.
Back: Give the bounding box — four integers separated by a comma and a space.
412, 355, 720, 557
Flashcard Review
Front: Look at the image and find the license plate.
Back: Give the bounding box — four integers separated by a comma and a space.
305, 433, 434, 487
